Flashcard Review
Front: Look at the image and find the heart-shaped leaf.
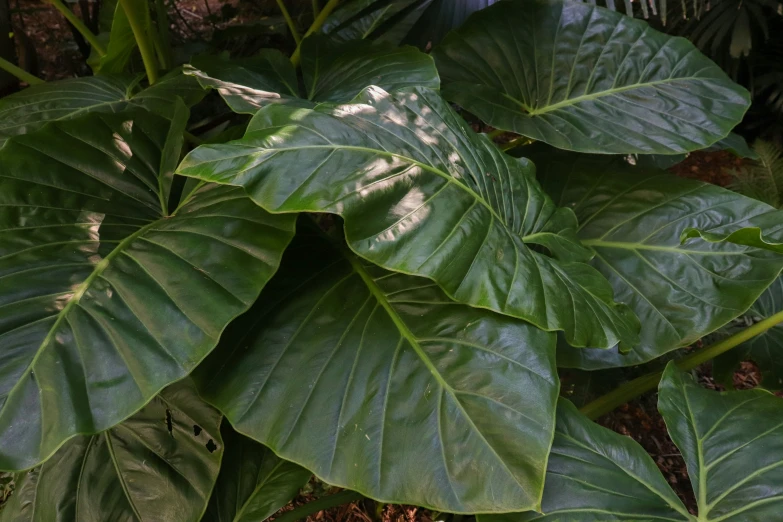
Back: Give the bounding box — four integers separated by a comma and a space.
530, 151, 783, 369
0, 109, 295, 471
178, 86, 639, 350
0, 379, 222, 522
203, 424, 311, 522
194, 225, 559, 513
432, 0, 750, 154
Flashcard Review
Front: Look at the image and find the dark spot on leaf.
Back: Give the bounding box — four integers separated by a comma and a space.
206, 439, 217, 453
165, 409, 173, 436
193, 425, 202, 436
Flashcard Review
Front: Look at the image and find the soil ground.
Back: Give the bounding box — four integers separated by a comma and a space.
0, 5, 772, 520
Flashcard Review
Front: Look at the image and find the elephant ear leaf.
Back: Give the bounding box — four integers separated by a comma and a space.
178, 86, 640, 350
203, 424, 311, 522
659, 364, 783, 521
192, 223, 560, 513
432, 0, 750, 154
0, 379, 223, 522
0, 108, 296, 471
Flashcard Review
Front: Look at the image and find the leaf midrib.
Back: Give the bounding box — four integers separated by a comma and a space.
346, 255, 534, 495
507, 76, 710, 116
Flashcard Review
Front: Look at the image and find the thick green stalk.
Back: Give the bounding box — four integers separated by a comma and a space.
272, 491, 363, 522
154, 0, 172, 69
580, 309, 783, 420
290, 0, 341, 66
276, 0, 302, 44
119, 0, 159, 84
312, 0, 321, 16
0, 56, 44, 85
47, 0, 106, 56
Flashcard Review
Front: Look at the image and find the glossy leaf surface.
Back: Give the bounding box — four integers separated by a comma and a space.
0, 379, 223, 522
186, 37, 438, 112
204, 424, 311, 522
482, 399, 692, 521
178, 86, 639, 350
659, 364, 783, 521
0, 109, 296, 470
532, 152, 783, 369
194, 228, 559, 513
432, 0, 750, 154
0, 72, 204, 146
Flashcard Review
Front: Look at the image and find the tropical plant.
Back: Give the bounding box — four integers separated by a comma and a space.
0, 0, 783, 520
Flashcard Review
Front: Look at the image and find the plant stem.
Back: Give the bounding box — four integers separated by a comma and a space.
154, 0, 172, 69
312, 0, 321, 16
119, 0, 159, 84
276, 0, 301, 44
273, 491, 364, 522
580, 309, 783, 420
0, 56, 44, 85
47, 0, 106, 56
290, 0, 341, 66
184, 131, 204, 146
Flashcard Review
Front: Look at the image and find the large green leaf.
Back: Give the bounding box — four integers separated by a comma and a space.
483, 399, 692, 521
203, 424, 311, 522
0, 109, 296, 471
0, 379, 223, 522
0, 71, 205, 146
531, 152, 783, 369
715, 275, 783, 391
659, 365, 783, 521
482, 365, 783, 521
178, 86, 639, 350
432, 0, 750, 154
194, 225, 560, 513
186, 36, 438, 113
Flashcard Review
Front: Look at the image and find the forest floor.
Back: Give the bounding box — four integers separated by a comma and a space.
0, 4, 768, 520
